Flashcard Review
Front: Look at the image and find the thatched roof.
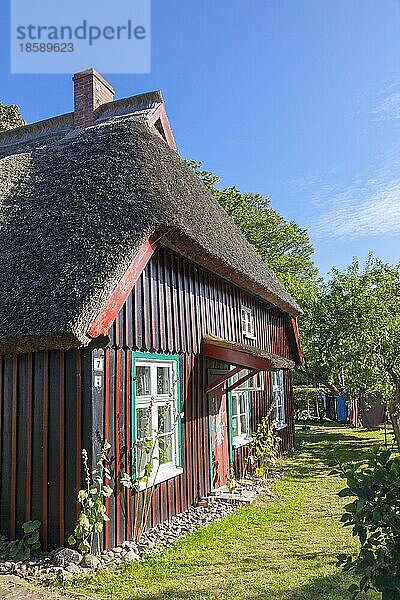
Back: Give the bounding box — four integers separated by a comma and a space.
0, 98, 301, 354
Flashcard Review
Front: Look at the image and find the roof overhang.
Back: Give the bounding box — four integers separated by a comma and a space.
87, 234, 160, 339
163, 233, 302, 318
202, 335, 295, 371
291, 317, 305, 365
0, 332, 81, 355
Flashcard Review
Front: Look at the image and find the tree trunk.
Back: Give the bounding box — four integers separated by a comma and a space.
388, 384, 400, 452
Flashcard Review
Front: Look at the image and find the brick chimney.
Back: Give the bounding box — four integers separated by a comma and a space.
73, 68, 115, 128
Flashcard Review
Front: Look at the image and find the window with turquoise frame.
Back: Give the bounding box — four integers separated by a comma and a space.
132, 354, 182, 487
230, 369, 252, 448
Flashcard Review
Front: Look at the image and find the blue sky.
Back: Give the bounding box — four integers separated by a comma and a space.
1, 0, 400, 276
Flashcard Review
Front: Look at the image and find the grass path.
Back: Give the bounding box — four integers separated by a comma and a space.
61, 425, 385, 599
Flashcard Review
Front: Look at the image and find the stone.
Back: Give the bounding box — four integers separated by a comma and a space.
53, 547, 82, 567
111, 546, 123, 554
80, 554, 100, 569
66, 563, 81, 573
124, 550, 140, 561
122, 541, 133, 550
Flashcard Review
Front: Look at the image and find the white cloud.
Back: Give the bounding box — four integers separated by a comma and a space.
312, 175, 400, 239
370, 81, 400, 121
371, 92, 400, 121
308, 83, 400, 239
293, 83, 400, 241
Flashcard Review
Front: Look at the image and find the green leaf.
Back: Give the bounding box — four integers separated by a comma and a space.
102, 485, 113, 497
22, 520, 41, 533
338, 488, 353, 497
26, 531, 40, 545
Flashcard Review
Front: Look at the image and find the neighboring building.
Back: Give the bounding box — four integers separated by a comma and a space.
0, 69, 303, 549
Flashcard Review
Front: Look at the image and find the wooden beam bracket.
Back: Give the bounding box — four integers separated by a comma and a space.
226, 369, 259, 393
204, 366, 242, 394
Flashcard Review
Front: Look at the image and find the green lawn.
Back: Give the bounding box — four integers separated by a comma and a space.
60, 424, 388, 599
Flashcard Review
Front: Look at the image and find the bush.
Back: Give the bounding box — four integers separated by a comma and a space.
0, 520, 41, 560
246, 416, 281, 478
331, 446, 400, 599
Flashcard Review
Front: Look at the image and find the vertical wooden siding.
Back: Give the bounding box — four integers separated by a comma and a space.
108, 245, 295, 360
0, 349, 91, 548
102, 245, 297, 547
101, 349, 210, 548
0, 246, 297, 549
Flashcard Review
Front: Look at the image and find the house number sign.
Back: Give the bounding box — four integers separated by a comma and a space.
93, 355, 104, 389
93, 357, 104, 372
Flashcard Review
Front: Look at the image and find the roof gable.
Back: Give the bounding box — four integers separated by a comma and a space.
0, 113, 300, 354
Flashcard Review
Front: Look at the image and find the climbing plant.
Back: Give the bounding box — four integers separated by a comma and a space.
68, 441, 113, 555
121, 378, 181, 542
246, 410, 281, 478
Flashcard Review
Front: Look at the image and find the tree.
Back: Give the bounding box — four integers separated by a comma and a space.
0, 101, 25, 131
188, 161, 320, 391
188, 162, 318, 307
306, 256, 400, 448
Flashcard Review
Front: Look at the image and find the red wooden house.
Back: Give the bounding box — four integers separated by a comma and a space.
0, 69, 303, 549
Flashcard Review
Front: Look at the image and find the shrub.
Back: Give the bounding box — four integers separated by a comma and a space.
293, 385, 326, 420
0, 520, 41, 560
331, 445, 400, 599
246, 416, 281, 478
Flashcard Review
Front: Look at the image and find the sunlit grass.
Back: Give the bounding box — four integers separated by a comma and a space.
59, 424, 386, 599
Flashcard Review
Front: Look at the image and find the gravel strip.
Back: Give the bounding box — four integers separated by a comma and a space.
0, 476, 277, 583
0, 499, 235, 582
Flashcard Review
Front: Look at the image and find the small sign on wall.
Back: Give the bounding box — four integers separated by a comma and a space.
93, 356, 104, 372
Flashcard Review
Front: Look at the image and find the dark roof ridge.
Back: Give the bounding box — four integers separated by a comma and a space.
95, 90, 163, 122
0, 113, 73, 147
0, 90, 163, 149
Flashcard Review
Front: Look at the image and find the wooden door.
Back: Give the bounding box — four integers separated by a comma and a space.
208, 377, 230, 490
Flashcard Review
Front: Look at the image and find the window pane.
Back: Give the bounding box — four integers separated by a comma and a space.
240, 413, 248, 435
234, 370, 249, 390
239, 393, 247, 413
159, 434, 173, 464
136, 406, 152, 439
136, 366, 151, 396
279, 371, 284, 389
158, 404, 173, 434
232, 416, 239, 437
231, 395, 239, 417
135, 435, 155, 476
157, 366, 171, 395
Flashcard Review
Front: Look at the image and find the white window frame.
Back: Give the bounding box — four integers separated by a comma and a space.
230, 369, 252, 447
272, 370, 286, 430
241, 305, 256, 339
135, 358, 182, 488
